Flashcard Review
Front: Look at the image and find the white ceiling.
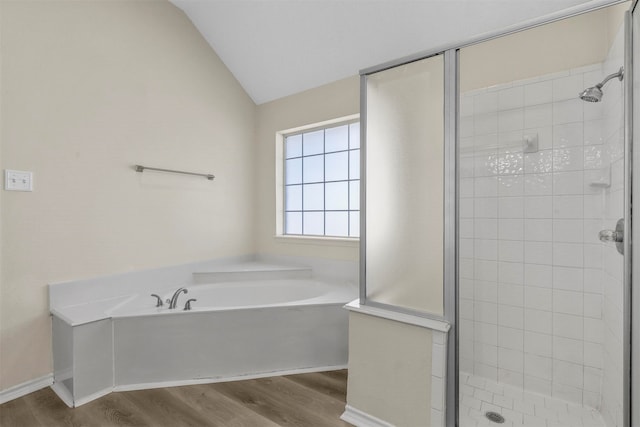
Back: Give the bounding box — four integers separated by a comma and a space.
170, 0, 620, 105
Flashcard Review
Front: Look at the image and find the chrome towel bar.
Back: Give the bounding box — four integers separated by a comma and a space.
134, 165, 215, 180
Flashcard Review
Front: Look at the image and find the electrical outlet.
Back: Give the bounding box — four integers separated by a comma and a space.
5, 169, 33, 191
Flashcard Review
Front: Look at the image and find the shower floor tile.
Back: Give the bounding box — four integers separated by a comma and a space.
458, 372, 606, 427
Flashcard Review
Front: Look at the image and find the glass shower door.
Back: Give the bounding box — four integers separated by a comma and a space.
457, 3, 631, 426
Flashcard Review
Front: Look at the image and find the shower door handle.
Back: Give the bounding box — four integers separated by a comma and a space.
599, 218, 624, 255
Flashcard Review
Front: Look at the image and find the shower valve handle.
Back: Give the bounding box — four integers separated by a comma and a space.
598, 218, 624, 255
599, 229, 623, 243
150, 294, 164, 307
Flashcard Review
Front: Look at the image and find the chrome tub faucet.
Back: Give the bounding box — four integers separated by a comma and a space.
167, 287, 188, 309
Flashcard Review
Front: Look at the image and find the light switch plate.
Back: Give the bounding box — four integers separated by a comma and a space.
5, 169, 33, 191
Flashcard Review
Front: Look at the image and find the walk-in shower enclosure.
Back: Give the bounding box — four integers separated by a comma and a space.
358, 1, 637, 426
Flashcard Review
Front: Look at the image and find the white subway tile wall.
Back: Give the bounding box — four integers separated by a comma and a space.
459, 37, 624, 425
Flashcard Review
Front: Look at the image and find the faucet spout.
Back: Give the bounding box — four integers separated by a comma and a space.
169, 287, 187, 309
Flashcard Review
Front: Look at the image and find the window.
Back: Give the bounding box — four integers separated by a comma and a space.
282, 119, 360, 238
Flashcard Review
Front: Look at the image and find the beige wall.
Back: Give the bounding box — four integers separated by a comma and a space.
346, 312, 433, 426
607, 2, 629, 50
461, 6, 621, 92
255, 75, 360, 260
0, 0, 256, 390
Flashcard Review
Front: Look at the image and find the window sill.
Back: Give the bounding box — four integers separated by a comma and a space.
273, 235, 359, 248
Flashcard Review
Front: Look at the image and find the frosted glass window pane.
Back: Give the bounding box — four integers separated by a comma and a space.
285, 185, 302, 211
303, 155, 324, 183
350, 212, 360, 237
283, 121, 360, 238
349, 150, 360, 180
325, 125, 349, 152
303, 183, 324, 211
302, 156, 324, 183
326, 181, 348, 210
326, 212, 348, 236
303, 212, 324, 235
303, 130, 324, 155
350, 180, 360, 210
285, 212, 302, 234
285, 158, 302, 184
365, 55, 444, 316
350, 123, 360, 149
325, 152, 349, 181
285, 134, 302, 158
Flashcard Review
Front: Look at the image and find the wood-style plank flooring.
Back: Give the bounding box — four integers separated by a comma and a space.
0, 370, 351, 427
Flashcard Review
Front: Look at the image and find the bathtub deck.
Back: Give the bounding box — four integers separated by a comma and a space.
0, 370, 350, 427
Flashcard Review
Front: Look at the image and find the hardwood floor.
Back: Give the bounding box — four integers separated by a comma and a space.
0, 370, 351, 427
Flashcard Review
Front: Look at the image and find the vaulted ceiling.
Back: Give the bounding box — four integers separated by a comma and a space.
170, 0, 620, 104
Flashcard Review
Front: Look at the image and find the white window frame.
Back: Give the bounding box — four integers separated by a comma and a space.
275, 114, 360, 242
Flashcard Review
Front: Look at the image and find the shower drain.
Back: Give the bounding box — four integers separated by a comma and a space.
485, 412, 505, 424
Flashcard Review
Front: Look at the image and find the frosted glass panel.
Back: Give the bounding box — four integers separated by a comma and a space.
286, 158, 302, 184
303, 155, 324, 183
303, 130, 324, 155
285, 185, 302, 211
349, 150, 360, 180
365, 55, 444, 315
303, 183, 324, 210
349, 180, 360, 210
350, 212, 360, 238
325, 125, 349, 152
285, 212, 302, 234
283, 120, 360, 238
350, 123, 360, 149
326, 212, 349, 236
303, 212, 324, 235
326, 181, 349, 210
285, 134, 302, 158
326, 152, 349, 181
285, 159, 302, 184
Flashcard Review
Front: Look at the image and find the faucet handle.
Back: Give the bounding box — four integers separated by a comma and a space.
183, 298, 197, 311
150, 294, 164, 307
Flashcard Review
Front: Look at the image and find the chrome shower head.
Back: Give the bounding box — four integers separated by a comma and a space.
579, 86, 603, 102
579, 66, 623, 103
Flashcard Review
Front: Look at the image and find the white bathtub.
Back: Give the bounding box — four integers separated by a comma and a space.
176, 279, 337, 308
50, 271, 357, 407
106, 279, 354, 318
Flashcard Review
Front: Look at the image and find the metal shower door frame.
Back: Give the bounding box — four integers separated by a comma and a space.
628, 3, 638, 425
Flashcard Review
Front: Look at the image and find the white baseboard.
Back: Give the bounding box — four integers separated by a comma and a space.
340, 405, 395, 427
0, 374, 54, 405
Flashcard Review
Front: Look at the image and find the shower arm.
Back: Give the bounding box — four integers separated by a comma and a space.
597, 67, 624, 89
